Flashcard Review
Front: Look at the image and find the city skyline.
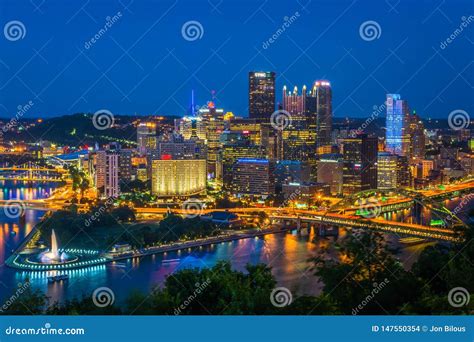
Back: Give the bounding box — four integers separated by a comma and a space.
0, 0, 472, 325
0, 0, 473, 119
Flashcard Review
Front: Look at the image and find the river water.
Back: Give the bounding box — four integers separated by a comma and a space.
0, 181, 471, 306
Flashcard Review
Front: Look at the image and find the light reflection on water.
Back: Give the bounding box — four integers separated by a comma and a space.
0, 181, 472, 306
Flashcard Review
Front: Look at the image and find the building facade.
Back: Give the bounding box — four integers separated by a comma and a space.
151, 159, 207, 197
232, 158, 275, 197
385, 94, 410, 157
248, 71, 275, 120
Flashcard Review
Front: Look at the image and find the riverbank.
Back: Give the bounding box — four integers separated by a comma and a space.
109, 225, 294, 261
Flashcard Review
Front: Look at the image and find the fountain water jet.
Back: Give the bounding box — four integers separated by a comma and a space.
27, 229, 78, 265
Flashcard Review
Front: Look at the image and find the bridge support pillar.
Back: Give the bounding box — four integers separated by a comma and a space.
316, 225, 339, 238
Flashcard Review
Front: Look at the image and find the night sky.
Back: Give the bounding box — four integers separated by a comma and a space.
0, 0, 472, 119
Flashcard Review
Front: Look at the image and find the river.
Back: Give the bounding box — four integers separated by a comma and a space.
0, 181, 471, 306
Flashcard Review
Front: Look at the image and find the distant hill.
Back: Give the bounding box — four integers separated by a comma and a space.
2, 113, 176, 147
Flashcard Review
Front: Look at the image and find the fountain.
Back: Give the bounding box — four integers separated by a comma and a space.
27, 229, 78, 265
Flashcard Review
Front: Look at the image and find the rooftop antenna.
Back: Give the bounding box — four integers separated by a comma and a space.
191, 89, 195, 116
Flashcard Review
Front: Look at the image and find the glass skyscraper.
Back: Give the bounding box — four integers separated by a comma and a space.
385, 94, 410, 156
248, 71, 275, 120
312, 80, 332, 149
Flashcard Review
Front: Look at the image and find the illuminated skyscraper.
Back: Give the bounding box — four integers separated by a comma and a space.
151, 159, 207, 197
219, 131, 266, 189
249, 71, 275, 120
317, 154, 344, 195
137, 122, 156, 155
409, 110, 425, 162
312, 80, 332, 149
281, 85, 317, 164
341, 134, 378, 194
385, 94, 410, 156
377, 152, 398, 189
95, 149, 120, 198
199, 101, 225, 178
232, 158, 275, 197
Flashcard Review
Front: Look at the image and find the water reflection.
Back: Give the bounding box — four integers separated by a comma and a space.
0, 184, 471, 305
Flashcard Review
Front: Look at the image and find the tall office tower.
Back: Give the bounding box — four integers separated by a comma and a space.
151, 159, 207, 197
377, 152, 398, 189
95, 149, 120, 198
248, 71, 275, 120
199, 102, 225, 178
219, 131, 266, 189
137, 122, 156, 155
409, 110, 425, 162
317, 154, 344, 196
311, 80, 332, 149
107, 142, 133, 182
385, 94, 410, 157
281, 85, 317, 164
341, 134, 378, 195
396, 155, 411, 187
232, 158, 275, 197
282, 85, 306, 125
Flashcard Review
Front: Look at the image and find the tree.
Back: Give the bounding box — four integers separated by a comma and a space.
311, 230, 421, 314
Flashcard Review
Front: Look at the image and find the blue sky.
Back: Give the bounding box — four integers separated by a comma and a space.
0, 0, 473, 118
